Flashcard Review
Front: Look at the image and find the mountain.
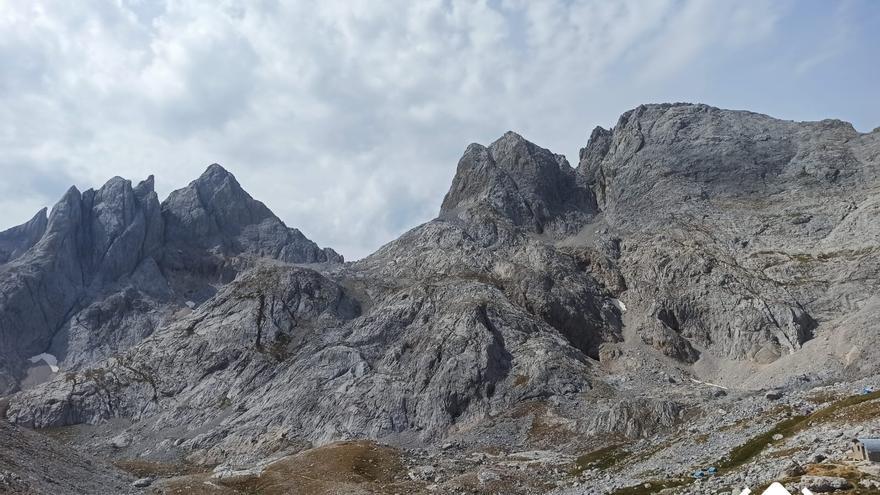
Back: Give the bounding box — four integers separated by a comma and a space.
577, 104, 880, 377
162, 163, 342, 270
2, 103, 880, 494
0, 165, 340, 395
0, 208, 47, 265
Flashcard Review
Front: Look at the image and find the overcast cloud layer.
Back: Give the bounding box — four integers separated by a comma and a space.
1, 0, 878, 259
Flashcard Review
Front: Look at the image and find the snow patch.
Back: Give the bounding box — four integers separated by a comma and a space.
611, 298, 627, 312
28, 353, 59, 373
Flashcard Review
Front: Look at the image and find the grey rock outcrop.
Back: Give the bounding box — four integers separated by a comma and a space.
3, 104, 880, 490
441, 131, 596, 237
0, 164, 340, 394
162, 163, 342, 270
0, 176, 164, 393
577, 103, 878, 365
579, 103, 866, 218
587, 398, 684, 438
800, 475, 851, 492
0, 208, 47, 265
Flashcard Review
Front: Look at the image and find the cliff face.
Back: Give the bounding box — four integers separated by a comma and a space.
576, 103, 879, 367
3, 104, 880, 480
162, 163, 342, 270
440, 131, 596, 236
0, 165, 340, 394
579, 103, 868, 218
0, 208, 47, 265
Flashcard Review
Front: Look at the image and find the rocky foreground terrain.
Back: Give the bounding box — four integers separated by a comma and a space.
1, 103, 880, 494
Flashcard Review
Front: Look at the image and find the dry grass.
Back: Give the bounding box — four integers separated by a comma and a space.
717, 416, 751, 432
509, 400, 545, 419
805, 389, 842, 405
804, 462, 863, 479
610, 477, 689, 495
216, 440, 420, 495
155, 475, 240, 495
572, 444, 631, 475
113, 459, 209, 478
823, 397, 880, 423
524, 405, 576, 446
767, 446, 808, 459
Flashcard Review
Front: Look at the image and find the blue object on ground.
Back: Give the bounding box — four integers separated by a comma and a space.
707, 466, 717, 474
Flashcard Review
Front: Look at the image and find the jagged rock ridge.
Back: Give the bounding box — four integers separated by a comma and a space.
0, 208, 47, 265
0, 165, 340, 394
441, 131, 596, 236
1, 103, 879, 495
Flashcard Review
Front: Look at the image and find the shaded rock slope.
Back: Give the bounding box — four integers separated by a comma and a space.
0, 418, 135, 494
2, 103, 880, 493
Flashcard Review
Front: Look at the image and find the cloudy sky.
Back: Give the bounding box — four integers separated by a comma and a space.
1, 0, 878, 259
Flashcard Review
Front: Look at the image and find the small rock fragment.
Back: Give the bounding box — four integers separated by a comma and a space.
132, 477, 154, 488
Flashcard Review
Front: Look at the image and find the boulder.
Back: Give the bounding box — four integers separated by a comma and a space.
800, 476, 851, 492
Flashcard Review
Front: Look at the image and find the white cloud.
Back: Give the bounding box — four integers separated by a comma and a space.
1, 0, 861, 259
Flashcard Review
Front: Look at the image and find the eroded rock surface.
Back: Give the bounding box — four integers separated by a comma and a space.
2, 103, 880, 495
0, 165, 340, 395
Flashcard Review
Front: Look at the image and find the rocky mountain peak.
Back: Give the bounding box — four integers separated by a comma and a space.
193, 163, 247, 198
441, 131, 595, 236
162, 164, 341, 267
579, 103, 872, 220
0, 208, 48, 265
0, 164, 341, 395
41, 186, 83, 242
203, 162, 234, 177
134, 174, 155, 196
3, 104, 880, 495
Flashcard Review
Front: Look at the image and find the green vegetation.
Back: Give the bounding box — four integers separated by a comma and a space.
718, 389, 880, 471
608, 390, 880, 495
572, 444, 630, 474
804, 389, 880, 425
718, 415, 806, 470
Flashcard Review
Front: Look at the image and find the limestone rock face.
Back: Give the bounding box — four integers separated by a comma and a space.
441, 131, 596, 236
0, 177, 164, 394
4, 135, 626, 464
0, 208, 47, 265
4, 104, 880, 483
578, 103, 866, 221
0, 164, 340, 394
162, 164, 342, 269
577, 103, 879, 363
